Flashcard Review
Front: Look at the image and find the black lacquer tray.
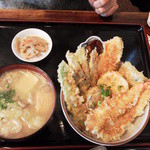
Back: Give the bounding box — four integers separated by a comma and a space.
0, 22, 149, 149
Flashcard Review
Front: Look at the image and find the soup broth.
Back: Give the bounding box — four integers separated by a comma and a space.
0, 69, 55, 139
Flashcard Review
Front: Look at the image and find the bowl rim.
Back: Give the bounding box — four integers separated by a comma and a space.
0, 63, 56, 140
11, 28, 53, 63
60, 90, 150, 146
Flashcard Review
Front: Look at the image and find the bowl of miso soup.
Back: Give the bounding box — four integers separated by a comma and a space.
0, 64, 56, 139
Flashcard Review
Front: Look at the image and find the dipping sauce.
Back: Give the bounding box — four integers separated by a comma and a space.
0, 69, 55, 139
86, 40, 103, 60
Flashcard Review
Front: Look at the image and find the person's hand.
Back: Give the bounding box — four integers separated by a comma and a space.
89, 0, 118, 17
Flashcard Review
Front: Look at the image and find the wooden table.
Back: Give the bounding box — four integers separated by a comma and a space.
0, 10, 148, 32
0, 9, 149, 149
0, 9, 149, 55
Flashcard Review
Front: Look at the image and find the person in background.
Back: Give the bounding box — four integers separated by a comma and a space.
89, 0, 118, 17
89, 0, 150, 17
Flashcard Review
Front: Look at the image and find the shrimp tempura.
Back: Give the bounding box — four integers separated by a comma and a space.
98, 36, 123, 76
85, 82, 145, 133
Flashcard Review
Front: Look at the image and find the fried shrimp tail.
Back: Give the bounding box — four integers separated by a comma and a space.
57, 61, 84, 110
98, 36, 123, 76
85, 82, 145, 134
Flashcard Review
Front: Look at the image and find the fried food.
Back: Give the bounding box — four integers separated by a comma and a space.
99, 81, 150, 142
70, 103, 88, 129
57, 36, 149, 143
89, 49, 99, 86
97, 71, 129, 95
66, 51, 90, 93
98, 36, 123, 76
75, 47, 91, 83
57, 61, 84, 110
119, 61, 148, 86
85, 86, 102, 109
85, 82, 144, 134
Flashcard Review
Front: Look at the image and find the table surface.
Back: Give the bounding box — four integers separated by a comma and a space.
0, 10, 149, 34
0, 9, 149, 150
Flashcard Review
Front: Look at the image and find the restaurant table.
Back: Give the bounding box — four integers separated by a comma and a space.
0, 10, 150, 150
0, 10, 149, 33
0, 10, 149, 50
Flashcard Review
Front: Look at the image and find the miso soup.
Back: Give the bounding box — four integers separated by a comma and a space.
0, 69, 55, 139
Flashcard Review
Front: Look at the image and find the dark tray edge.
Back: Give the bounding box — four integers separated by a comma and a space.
0, 13, 149, 149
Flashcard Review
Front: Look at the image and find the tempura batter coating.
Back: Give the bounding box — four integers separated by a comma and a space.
85, 82, 145, 133
85, 86, 102, 109
75, 47, 91, 83
66, 51, 90, 93
98, 36, 123, 76
57, 61, 84, 110
66, 51, 85, 81
119, 61, 148, 86
89, 49, 99, 86
70, 103, 88, 129
57, 36, 150, 143
98, 81, 150, 142
97, 71, 129, 95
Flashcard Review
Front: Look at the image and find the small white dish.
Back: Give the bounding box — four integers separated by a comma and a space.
11, 28, 52, 63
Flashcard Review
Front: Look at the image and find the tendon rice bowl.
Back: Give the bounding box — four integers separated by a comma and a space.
58, 36, 150, 144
